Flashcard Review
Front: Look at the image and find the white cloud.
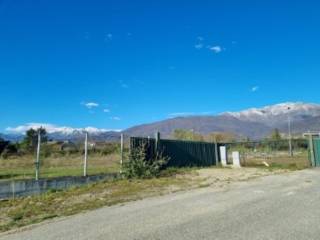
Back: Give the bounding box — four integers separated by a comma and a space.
103, 109, 110, 113
251, 86, 259, 92
110, 117, 121, 121
83, 102, 99, 109
210, 46, 222, 53
5, 123, 121, 134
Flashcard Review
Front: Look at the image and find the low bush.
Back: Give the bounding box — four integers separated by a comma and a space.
123, 144, 169, 179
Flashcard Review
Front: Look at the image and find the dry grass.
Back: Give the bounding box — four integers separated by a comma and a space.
0, 167, 291, 233
0, 153, 120, 180
0, 170, 197, 232
242, 154, 310, 170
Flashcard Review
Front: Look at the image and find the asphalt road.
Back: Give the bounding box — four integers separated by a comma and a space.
1, 169, 320, 240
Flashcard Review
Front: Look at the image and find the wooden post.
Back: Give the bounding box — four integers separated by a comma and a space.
35, 129, 41, 181
83, 131, 88, 177
120, 133, 124, 174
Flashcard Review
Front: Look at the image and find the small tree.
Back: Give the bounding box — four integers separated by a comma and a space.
270, 129, 282, 141
21, 127, 48, 152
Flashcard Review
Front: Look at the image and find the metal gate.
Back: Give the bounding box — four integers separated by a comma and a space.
313, 138, 320, 167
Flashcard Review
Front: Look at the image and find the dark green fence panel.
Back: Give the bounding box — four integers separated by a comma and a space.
159, 139, 217, 167
130, 137, 218, 167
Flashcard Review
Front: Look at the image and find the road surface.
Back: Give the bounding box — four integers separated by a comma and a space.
1, 169, 320, 240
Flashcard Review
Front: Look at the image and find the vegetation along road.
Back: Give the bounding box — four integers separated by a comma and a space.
1, 168, 319, 240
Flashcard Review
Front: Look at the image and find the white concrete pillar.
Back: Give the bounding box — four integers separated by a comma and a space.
232, 151, 241, 168
220, 146, 227, 167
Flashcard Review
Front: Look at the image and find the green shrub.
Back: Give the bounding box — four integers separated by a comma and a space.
123, 144, 169, 179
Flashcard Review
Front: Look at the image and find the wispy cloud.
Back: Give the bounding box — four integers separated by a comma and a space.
209, 45, 223, 53
119, 80, 129, 89
194, 36, 225, 54
82, 102, 99, 109
103, 109, 110, 113
110, 116, 121, 121
194, 36, 204, 49
195, 43, 204, 49
169, 112, 195, 117
251, 86, 259, 92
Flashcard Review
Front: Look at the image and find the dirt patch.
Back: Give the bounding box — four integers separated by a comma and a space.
192, 167, 288, 188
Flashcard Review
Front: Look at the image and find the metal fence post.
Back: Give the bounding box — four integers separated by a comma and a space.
83, 131, 88, 177
155, 132, 160, 153
120, 133, 124, 174
214, 136, 219, 166
35, 130, 41, 181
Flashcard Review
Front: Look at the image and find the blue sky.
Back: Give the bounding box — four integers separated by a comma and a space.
1, 0, 320, 132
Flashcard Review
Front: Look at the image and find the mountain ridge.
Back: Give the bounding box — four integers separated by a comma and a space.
2, 102, 320, 141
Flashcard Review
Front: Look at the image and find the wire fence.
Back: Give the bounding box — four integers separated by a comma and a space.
0, 134, 131, 181
0, 133, 312, 181
225, 139, 310, 169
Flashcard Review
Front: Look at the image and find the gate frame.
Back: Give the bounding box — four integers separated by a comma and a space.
303, 132, 320, 167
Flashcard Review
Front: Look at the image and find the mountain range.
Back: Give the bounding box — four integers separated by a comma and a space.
124, 102, 320, 139
2, 102, 320, 142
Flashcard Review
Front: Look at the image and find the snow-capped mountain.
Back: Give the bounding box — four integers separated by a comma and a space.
4, 123, 121, 142
5, 123, 117, 135
125, 102, 320, 139
3, 102, 320, 141
222, 102, 320, 126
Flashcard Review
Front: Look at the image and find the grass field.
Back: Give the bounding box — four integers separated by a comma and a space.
0, 147, 311, 180
0, 153, 121, 180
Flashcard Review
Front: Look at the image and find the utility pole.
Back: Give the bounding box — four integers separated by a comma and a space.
83, 131, 88, 177
120, 133, 124, 174
288, 107, 293, 157
35, 129, 41, 181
